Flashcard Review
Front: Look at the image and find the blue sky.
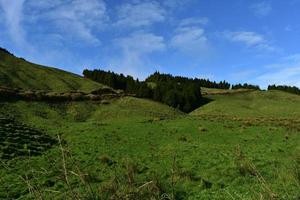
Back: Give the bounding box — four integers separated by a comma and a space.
1, 0, 300, 88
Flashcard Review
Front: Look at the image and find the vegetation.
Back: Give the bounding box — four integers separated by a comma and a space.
0, 116, 56, 160
232, 83, 260, 90
0, 48, 104, 92
83, 70, 205, 112
146, 72, 231, 89
201, 87, 253, 96
0, 48, 300, 199
192, 90, 300, 118
0, 93, 299, 199
268, 84, 300, 95
0, 86, 121, 102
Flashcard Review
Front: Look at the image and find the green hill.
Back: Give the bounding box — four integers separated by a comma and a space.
0, 48, 104, 92
1, 92, 299, 199
192, 90, 300, 118
0, 48, 299, 199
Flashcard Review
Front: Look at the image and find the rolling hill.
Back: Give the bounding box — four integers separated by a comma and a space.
1, 89, 299, 199
0, 48, 104, 92
192, 90, 300, 118
0, 48, 299, 199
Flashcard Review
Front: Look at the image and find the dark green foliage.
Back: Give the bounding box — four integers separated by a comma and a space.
232, 83, 260, 90
0, 47, 14, 56
268, 84, 300, 95
154, 81, 203, 112
83, 69, 131, 91
83, 70, 205, 112
146, 72, 231, 89
137, 82, 153, 98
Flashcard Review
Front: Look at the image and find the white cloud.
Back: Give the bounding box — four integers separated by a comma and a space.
223, 31, 277, 52
170, 18, 210, 57
178, 17, 209, 27
25, 0, 107, 44
223, 31, 264, 46
116, 32, 165, 53
25, 0, 63, 10
109, 32, 166, 78
0, 0, 27, 46
114, 1, 165, 28
254, 54, 300, 88
250, 2, 272, 17
163, 0, 192, 9
283, 54, 300, 62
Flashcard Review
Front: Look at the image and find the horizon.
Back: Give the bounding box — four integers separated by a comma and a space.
1, 0, 300, 88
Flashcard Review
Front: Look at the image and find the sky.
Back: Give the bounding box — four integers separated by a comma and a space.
1, 0, 300, 88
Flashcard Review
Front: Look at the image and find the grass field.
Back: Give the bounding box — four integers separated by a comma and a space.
193, 90, 300, 118
0, 49, 104, 92
0, 91, 299, 199
0, 49, 299, 199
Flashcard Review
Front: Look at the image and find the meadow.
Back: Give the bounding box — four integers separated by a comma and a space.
0, 91, 299, 199
0, 48, 299, 199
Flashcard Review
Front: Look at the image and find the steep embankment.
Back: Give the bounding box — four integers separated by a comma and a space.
0, 48, 103, 92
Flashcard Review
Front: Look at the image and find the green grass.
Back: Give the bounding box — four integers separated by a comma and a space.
0, 53, 299, 199
193, 90, 300, 118
0, 49, 104, 92
200, 87, 253, 95
0, 91, 299, 199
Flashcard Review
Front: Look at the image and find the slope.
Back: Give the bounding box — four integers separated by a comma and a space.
192, 90, 300, 118
0, 48, 103, 92
1, 94, 299, 199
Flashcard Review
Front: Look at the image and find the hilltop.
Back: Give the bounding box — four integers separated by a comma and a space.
193, 89, 300, 118
0, 48, 104, 92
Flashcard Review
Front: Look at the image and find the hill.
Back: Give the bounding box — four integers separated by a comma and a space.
0, 48, 104, 92
192, 90, 300, 118
1, 93, 299, 199
0, 49, 299, 199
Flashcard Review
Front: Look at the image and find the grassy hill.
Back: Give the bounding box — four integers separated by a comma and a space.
0, 49, 299, 199
0, 48, 104, 92
0, 93, 299, 199
193, 90, 300, 118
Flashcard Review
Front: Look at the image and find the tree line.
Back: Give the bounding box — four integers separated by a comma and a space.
83, 69, 263, 112
268, 84, 300, 95
83, 70, 206, 112
146, 72, 231, 89
231, 83, 260, 90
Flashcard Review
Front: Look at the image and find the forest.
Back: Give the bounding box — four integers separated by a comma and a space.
232, 83, 260, 90
268, 84, 300, 95
83, 70, 205, 112
83, 69, 267, 112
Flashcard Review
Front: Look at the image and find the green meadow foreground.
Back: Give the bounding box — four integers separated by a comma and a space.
0, 49, 300, 199
0, 91, 299, 199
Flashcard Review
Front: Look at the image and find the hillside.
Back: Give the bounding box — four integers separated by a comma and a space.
1, 93, 299, 199
192, 90, 300, 118
0, 48, 104, 92
201, 87, 254, 96
0, 48, 299, 199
